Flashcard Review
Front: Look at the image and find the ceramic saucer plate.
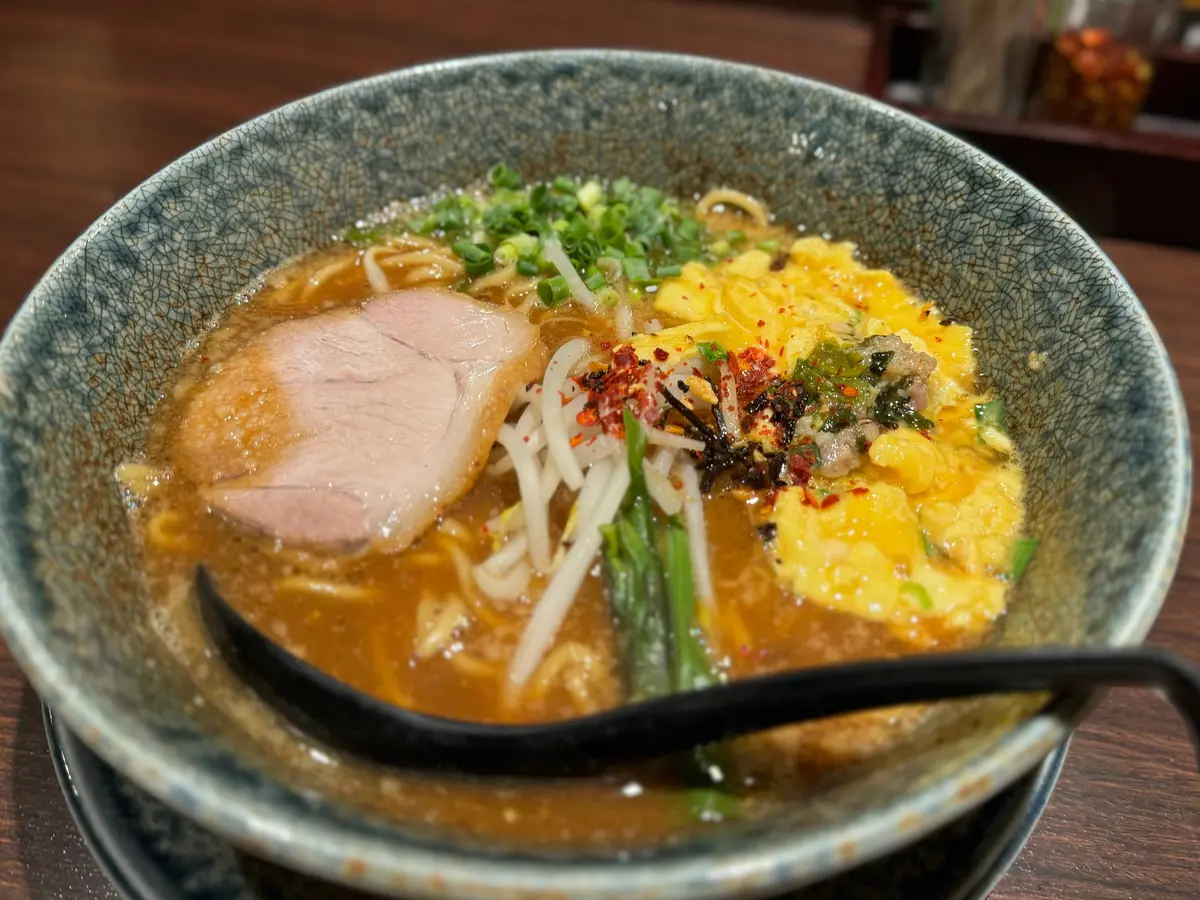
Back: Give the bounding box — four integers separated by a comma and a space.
45, 706, 1067, 900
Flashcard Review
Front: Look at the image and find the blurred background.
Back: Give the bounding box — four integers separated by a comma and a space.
722, 0, 1200, 248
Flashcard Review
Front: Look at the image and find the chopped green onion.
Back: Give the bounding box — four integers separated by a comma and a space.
584, 270, 607, 291
481, 203, 532, 237
756, 239, 780, 253
537, 274, 570, 307
920, 530, 944, 559
974, 398, 1008, 436
345, 223, 379, 245
577, 180, 603, 211
900, 581, 934, 610
354, 172, 718, 301
622, 257, 652, 283
428, 196, 471, 236
663, 516, 717, 692
487, 164, 523, 189
501, 232, 539, 256
639, 185, 664, 208
697, 341, 728, 362
726, 229, 746, 244
1010, 538, 1039, 581
451, 240, 495, 277
406, 213, 434, 235
595, 286, 621, 307
489, 187, 526, 207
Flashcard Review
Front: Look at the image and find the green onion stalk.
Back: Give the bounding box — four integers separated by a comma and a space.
601, 410, 742, 820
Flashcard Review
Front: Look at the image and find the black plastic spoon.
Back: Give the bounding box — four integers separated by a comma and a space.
196, 566, 1200, 776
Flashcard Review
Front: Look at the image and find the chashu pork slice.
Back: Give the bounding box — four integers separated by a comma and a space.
173, 288, 544, 549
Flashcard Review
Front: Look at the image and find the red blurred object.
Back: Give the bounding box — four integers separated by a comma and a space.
1032, 0, 1176, 130
1038, 26, 1155, 128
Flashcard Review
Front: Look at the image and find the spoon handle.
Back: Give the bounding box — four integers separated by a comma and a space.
607, 645, 1200, 771
196, 566, 1200, 774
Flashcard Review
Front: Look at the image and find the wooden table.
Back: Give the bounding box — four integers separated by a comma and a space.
0, 1, 1195, 897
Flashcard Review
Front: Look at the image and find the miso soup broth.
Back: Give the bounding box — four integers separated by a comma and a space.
118, 168, 1031, 845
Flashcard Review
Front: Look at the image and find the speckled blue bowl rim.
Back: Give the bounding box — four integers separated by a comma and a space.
0, 50, 1190, 900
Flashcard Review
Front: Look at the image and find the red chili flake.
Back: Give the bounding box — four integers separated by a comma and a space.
852, 486, 870, 496
200, 355, 210, 363
590, 344, 661, 434
612, 346, 638, 369
802, 488, 821, 507
757, 319, 766, 328
764, 489, 779, 510
933, 336, 943, 343
569, 433, 585, 448
598, 340, 612, 351
523, 435, 531, 443
576, 407, 599, 427
729, 347, 777, 400
820, 494, 841, 509
764, 339, 771, 349
919, 430, 933, 441
841, 385, 859, 398
653, 348, 669, 362
698, 283, 705, 289
777, 308, 786, 315
787, 452, 813, 485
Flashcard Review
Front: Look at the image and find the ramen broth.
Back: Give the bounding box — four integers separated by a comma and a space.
122, 175, 1026, 843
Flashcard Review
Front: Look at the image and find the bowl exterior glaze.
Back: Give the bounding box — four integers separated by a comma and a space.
0, 51, 1188, 899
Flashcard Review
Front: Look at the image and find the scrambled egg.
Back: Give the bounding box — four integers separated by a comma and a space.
632, 238, 977, 419
633, 237, 1025, 646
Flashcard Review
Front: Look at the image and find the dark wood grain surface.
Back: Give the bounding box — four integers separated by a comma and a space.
0, 1, 1195, 898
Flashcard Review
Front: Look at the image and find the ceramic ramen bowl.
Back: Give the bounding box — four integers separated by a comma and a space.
0, 51, 1188, 900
